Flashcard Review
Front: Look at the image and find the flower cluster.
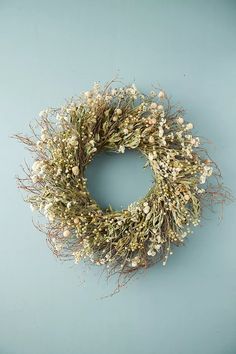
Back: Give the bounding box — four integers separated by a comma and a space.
15, 81, 230, 290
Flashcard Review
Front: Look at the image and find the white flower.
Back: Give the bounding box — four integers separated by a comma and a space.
147, 249, 156, 257
177, 116, 184, 124
56, 113, 62, 120
159, 127, 164, 138
148, 118, 157, 125
197, 188, 205, 194
32, 160, 44, 174
115, 108, 122, 115
56, 167, 62, 176
200, 175, 206, 184
154, 244, 161, 251
31, 175, 39, 183
131, 256, 140, 267
41, 133, 47, 142
72, 166, 79, 176
126, 85, 137, 98
68, 135, 78, 146
148, 153, 154, 161
48, 213, 55, 222
36, 141, 42, 148
191, 137, 200, 147
89, 140, 96, 147
158, 91, 165, 99
84, 91, 92, 98
157, 104, 164, 111
148, 136, 155, 143
39, 109, 49, 118
150, 102, 157, 110
143, 205, 150, 214
123, 128, 129, 135
186, 123, 193, 130
55, 243, 63, 252
44, 203, 53, 212
118, 145, 125, 153
203, 165, 213, 177
200, 165, 213, 184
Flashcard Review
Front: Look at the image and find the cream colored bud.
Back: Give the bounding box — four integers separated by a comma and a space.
158, 91, 165, 99
72, 166, 79, 176
143, 205, 150, 214
149, 118, 157, 125
148, 136, 155, 144
150, 102, 157, 109
177, 117, 184, 124
116, 108, 122, 115
63, 230, 70, 237
186, 123, 193, 130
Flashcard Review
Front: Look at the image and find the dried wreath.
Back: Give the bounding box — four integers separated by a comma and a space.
15, 81, 231, 291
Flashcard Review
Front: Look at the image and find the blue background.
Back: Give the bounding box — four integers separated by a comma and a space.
1, 1, 236, 353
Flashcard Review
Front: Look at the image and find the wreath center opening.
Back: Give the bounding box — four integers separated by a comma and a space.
85, 149, 154, 211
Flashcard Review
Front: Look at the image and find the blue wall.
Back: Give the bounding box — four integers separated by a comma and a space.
1, 1, 236, 354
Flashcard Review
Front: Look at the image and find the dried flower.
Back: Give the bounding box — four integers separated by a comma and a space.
177, 116, 184, 124
148, 136, 155, 143
116, 108, 122, 115
186, 123, 193, 130
158, 91, 165, 99
150, 102, 157, 109
72, 166, 79, 176
63, 230, 70, 237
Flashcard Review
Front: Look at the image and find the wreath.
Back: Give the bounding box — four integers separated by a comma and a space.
15, 81, 231, 291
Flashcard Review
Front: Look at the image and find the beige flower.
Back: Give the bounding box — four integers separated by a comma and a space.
150, 102, 157, 110
148, 135, 155, 143
116, 108, 122, 115
143, 205, 150, 214
186, 123, 193, 130
74, 217, 80, 224
63, 230, 70, 237
177, 116, 184, 124
72, 166, 79, 176
147, 249, 156, 256
158, 91, 165, 99
118, 145, 125, 153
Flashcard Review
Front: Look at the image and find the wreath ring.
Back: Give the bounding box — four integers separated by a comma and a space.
15, 81, 230, 289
